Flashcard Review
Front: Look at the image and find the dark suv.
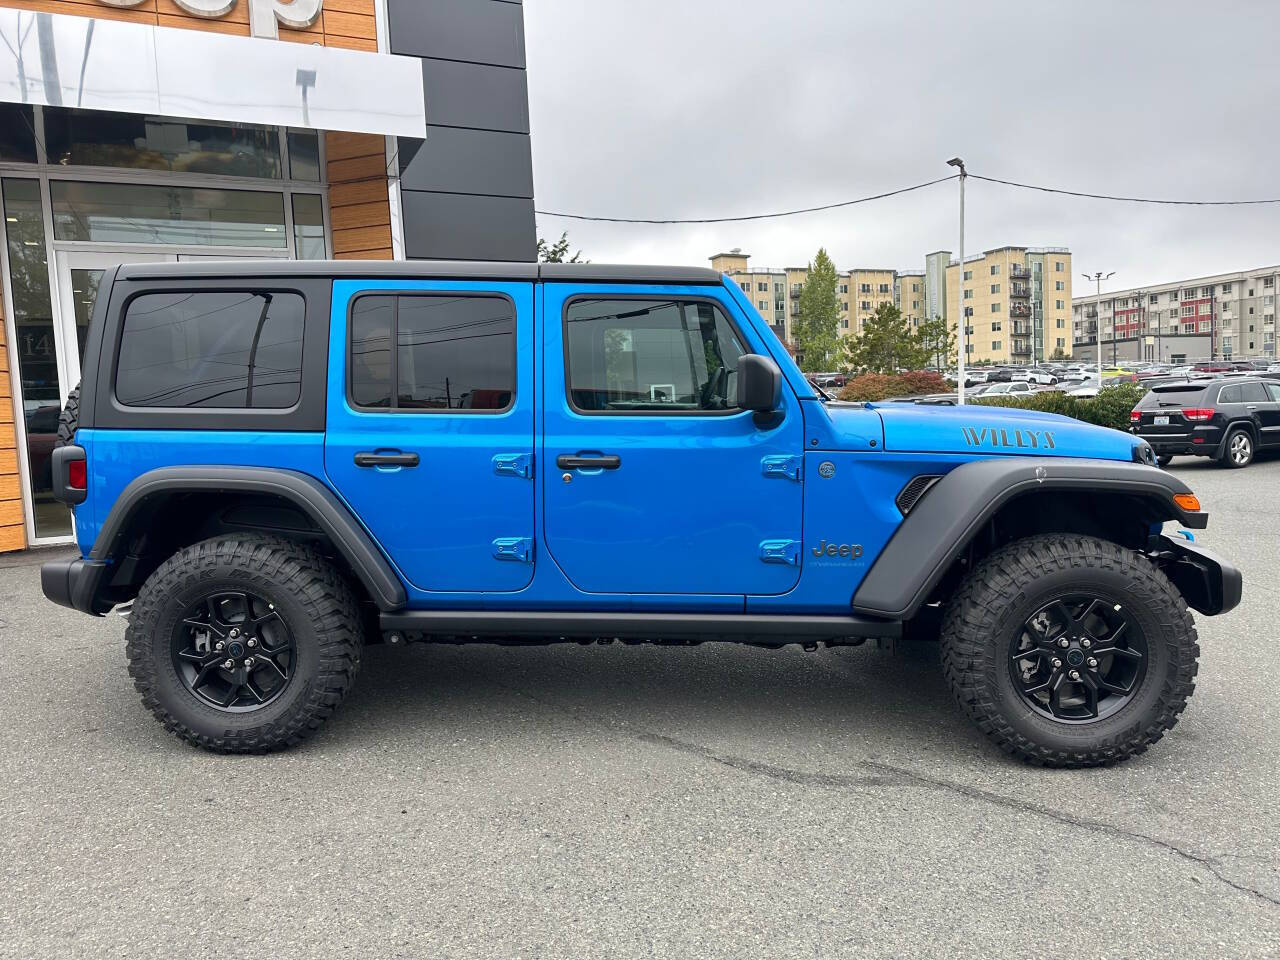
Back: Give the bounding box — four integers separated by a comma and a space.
1131, 377, 1280, 467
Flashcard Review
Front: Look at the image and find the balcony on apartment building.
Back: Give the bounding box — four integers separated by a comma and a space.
790, 285, 803, 298
1010, 265, 1031, 280
1010, 341, 1033, 358
1009, 283, 1031, 299
1010, 303, 1032, 318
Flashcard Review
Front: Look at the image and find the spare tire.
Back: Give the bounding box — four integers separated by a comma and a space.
55, 383, 80, 448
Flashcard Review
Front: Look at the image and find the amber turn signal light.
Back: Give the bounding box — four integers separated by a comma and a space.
1173, 493, 1201, 512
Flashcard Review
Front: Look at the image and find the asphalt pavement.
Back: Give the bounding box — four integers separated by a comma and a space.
1, 456, 1277, 959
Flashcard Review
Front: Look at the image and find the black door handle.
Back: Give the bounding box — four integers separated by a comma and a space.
354, 451, 420, 468
556, 454, 621, 470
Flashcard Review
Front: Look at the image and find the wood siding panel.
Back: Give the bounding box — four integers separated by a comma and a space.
327, 154, 386, 185
0, 450, 17, 475
330, 178, 389, 209
325, 132, 384, 163
0, 500, 23, 528
322, 34, 376, 52
334, 248, 392, 261
0, 525, 26, 554
322, 10, 375, 40
0, 474, 19, 501
156, 0, 247, 22
332, 223, 391, 254
330, 200, 389, 230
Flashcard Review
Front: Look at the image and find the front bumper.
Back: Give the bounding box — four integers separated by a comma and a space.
1150, 535, 1242, 616
40, 557, 109, 616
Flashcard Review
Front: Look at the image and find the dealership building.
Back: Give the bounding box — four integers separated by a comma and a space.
0, 0, 535, 551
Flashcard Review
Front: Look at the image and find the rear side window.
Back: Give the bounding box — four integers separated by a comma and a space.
565, 298, 746, 413
1218, 384, 1242, 404
116, 291, 304, 408
1240, 382, 1268, 402
349, 294, 515, 412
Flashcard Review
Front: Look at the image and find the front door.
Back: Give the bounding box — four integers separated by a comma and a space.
541, 284, 805, 597
323, 280, 536, 594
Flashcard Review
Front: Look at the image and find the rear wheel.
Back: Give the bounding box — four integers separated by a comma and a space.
126, 534, 363, 752
1156, 454, 1173, 467
940, 534, 1198, 767
1220, 427, 1253, 468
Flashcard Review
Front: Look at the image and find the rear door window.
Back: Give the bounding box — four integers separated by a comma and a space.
1240, 382, 1268, 403
349, 294, 515, 412
116, 291, 304, 408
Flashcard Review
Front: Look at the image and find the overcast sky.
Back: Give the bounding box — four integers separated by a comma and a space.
525, 0, 1280, 293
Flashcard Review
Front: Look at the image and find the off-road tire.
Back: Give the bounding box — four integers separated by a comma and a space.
940, 534, 1198, 768
1219, 426, 1254, 469
55, 383, 80, 447
126, 534, 363, 752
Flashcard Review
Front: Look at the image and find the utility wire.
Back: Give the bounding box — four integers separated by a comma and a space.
533, 174, 959, 224
535, 170, 1280, 224
968, 173, 1280, 206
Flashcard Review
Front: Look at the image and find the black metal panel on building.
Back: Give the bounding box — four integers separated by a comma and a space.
389, 0, 536, 262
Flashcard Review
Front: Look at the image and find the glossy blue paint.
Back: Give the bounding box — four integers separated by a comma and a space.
71, 272, 1152, 619
72, 428, 326, 558
873, 402, 1141, 460
539, 282, 805, 596
323, 279, 536, 593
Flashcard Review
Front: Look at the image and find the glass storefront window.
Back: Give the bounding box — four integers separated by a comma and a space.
287, 130, 322, 182
2, 179, 67, 540
0, 105, 37, 163
43, 109, 283, 179
51, 181, 288, 248
292, 194, 326, 259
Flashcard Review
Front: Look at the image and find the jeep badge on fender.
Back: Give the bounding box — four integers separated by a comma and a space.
41, 259, 1240, 767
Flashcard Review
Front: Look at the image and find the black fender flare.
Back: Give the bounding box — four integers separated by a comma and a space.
87, 466, 406, 612
851, 457, 1208, 620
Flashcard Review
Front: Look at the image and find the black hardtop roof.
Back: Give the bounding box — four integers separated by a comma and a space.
113, 259, 725, 285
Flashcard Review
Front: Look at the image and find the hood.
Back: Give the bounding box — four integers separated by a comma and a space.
869, 402, 1140, 460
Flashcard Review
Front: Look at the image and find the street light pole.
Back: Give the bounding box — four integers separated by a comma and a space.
947, 157, 966, 404
1083, 270, 1114, 382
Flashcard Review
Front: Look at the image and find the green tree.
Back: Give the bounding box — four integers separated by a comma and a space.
915, 314, 956, 370
1049, 345, 1069, 361
843, 301, 927, 373
793, 248, 841, 371
537, 231, 587, 263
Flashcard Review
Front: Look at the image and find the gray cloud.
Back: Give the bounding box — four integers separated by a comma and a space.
526, 0, 1280, 290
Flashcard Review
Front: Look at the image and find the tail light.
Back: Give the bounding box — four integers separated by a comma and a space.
1182, 408, 1215, 421
68, 459, 86, 491
1130, 409, 1142, 423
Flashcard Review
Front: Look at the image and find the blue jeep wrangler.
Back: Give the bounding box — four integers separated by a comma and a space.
41, 261, 1241, 765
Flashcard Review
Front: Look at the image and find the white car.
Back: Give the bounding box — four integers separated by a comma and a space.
1025, 369, 1059, 385
1268, 363, 1280, 374
975, 381, 1035, 398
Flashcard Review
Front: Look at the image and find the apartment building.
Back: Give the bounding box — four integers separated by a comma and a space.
896, 271, 928, 329
710, 251, 790, 340
1072, 266, 1279, 363
945, 247, 1073, 364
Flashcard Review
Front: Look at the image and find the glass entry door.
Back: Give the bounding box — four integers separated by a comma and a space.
18, 250, 171, 541
53, 250, 174, 399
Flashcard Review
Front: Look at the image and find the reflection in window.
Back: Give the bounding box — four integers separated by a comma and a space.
565, 299, 745, 412
292, 194, 326, 259
51, 181, 287, 248
117, 292, 305, 408
2, 179, 66, 539
44, 108, 282, 178
287, 130, 322, 182
0, 105, 37, 163
349, 295, 515, 411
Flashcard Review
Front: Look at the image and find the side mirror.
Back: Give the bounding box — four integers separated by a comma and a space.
736, 354, 782, 413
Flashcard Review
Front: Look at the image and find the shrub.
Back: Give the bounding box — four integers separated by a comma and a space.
838, 370, 948, 402
971, 383, 1146, 432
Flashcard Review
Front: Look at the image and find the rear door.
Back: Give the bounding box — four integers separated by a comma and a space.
324, 280, 535, 593
1252, 381, 1280, 446
540, 284, 804, 597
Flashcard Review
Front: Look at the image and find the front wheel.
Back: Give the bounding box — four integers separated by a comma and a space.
1156, 454, 1174, 467
940, 534, 1198, 767
126, 534, 364, 752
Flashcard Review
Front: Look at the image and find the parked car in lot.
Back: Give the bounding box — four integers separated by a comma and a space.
1131, 377, 1280, 467
970, 381, 1037, 400
41, 260, 1241, 767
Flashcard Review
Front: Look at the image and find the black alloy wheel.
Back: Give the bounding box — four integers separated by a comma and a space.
172, 590, 296, 712
1009, 595, 1148, 723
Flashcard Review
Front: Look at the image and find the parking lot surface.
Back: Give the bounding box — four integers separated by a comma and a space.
2, 457, 1278, 959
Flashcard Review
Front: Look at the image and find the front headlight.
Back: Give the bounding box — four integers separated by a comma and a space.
1133, 440, 1157, 466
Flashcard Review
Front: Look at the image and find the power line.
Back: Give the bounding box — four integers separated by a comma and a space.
533, 175, 960, 224
968, 173, 1280, 206
534, 169, 1280, 225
